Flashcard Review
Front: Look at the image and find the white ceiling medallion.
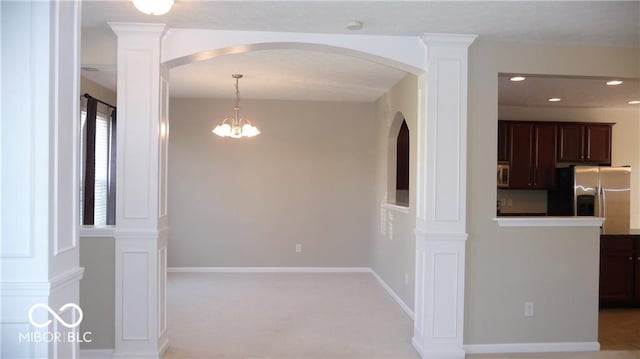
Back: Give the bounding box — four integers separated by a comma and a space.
132, 0, 174, 15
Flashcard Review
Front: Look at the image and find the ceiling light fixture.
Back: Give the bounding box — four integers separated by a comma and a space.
212, 74, 260, 139
548, 97, 562, 102
132, 0, 174, 15
606, 80, 623, 86
510, 76, 526, 82
629, 100, 640, 105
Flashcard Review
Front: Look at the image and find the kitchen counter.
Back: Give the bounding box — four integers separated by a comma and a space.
601, 228, 640, 236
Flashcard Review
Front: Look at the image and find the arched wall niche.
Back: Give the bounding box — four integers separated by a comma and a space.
387, 112, 411, 206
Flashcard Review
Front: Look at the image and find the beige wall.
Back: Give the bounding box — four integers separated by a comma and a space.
81, 76, 116, 105
370, 75, 418, 310
499, 105, 640, 226
466, 40, 640, 345
79, 76, 116, 349
79, 237, 115, 349
168, 98, 377, 267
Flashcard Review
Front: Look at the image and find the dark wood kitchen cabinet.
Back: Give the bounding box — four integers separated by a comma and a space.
497, 120, 509, 162
600, 235, 640, 307
636, 250, 640, 303
558, 123, 612, 165
507, 122, 557, 189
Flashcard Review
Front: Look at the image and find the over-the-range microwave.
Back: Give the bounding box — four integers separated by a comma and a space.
497, 163, 510, 188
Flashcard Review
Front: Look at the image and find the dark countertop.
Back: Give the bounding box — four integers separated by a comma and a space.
601, 228, 640, 236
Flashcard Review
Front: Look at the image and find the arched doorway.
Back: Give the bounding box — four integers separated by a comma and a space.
109, 24, 475, 358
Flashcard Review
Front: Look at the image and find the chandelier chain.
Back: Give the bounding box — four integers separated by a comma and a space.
235, 76, 240, 109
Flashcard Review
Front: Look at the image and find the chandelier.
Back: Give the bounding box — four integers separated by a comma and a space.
212, 74, 260, 138
132, 0, 174, 15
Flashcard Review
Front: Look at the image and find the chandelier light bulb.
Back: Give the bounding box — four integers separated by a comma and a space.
132, 0, 174, 15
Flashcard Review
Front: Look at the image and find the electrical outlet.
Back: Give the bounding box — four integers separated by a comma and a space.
295, 244, 302, 253
524, 302, 534, 317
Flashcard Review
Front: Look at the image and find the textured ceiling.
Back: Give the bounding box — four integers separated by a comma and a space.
81, 1, 640, 102
499, 75, 640, 109
82, 1, 640, 46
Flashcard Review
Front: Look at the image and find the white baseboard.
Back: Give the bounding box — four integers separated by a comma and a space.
80, 349, 114, 358
167, 266, 371, 273
464, 341, 600, 354
370, 270, 414, 320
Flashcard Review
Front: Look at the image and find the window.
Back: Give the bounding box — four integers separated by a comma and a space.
80, 95, 116, 226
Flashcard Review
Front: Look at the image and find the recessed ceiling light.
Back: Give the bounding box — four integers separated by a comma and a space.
606, 80, 623, 86
346, 21, 363, 31
629, 100, 640, 105
510, 76, 526, 82
548, 98, 562, 102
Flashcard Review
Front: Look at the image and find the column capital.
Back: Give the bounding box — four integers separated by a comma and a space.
109, 22, 166, 37
420, 33, 478, 48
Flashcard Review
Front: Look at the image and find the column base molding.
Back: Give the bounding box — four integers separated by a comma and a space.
114, 230, 168, 357
413, 230, 467, 359
1, 267, 83, 359
412, 337, 467, 359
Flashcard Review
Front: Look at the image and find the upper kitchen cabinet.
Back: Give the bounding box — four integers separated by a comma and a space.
497, 120, 509, 162
508, 122, 557, 189
558, 123, 613, 165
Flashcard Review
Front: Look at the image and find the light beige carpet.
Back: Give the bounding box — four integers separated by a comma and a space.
164, 272, 640, 359
164, 272, 419, 358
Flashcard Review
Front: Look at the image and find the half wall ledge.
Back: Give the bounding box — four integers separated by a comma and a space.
493, 217, 605, 228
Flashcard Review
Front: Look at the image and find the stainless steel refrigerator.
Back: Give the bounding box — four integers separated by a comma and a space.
574, 166, 631, 234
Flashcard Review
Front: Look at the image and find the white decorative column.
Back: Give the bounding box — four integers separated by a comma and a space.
1, 1, 83, 358
109, 23, 170, 358
412, 34, 476, 359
